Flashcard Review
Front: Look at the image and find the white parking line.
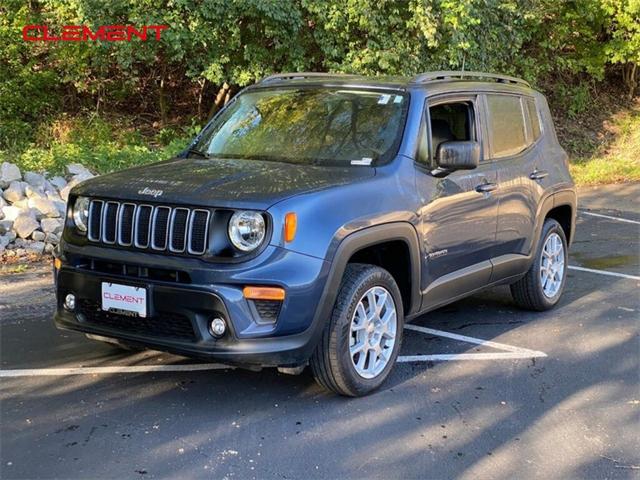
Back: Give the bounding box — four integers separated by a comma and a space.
398, 324, 547, 363
397, 352, 547, 362
580, 210, 640, 225
568, 265, 640, 281
1, 325, 546, 376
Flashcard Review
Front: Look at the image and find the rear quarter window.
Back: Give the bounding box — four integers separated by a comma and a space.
486, 94, 527, 158
525, 97, 542, 141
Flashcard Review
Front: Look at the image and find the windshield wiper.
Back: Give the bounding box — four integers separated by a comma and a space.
186, 148, 210, 158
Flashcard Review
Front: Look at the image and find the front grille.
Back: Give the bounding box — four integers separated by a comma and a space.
152, 207, 171, 250
75, 257, 191, 284
78, 299, 196, 340
118, 203, 135, 246
88, 200, 211, 256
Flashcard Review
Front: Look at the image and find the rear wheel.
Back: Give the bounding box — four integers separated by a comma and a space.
510, 218, 568, 311
310, 264, 404, 396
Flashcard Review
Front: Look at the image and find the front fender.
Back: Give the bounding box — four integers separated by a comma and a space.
317, 222, 422, 319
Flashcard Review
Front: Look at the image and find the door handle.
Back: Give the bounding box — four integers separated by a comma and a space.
530, 169, 549, 180
475, 182, 498, 193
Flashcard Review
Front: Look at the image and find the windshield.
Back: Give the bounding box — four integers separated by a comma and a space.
192, 87, 408, 166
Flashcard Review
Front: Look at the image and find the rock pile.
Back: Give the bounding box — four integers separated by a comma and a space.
0, 162, 95, 258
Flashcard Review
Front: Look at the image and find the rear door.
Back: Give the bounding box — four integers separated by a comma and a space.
415, 94, 499, 307
482, 93, 541, 280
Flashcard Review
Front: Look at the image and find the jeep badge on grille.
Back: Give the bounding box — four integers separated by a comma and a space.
138, 187, 163, 197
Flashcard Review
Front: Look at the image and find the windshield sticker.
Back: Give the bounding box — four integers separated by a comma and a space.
377, 94, 391, 105
394, 95, 403, 104
351, 158, 373, 166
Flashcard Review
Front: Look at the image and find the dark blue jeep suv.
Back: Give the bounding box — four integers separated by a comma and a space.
55, 72, 577, 396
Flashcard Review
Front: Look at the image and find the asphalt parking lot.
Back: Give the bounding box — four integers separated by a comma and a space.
1, 183, 638, 479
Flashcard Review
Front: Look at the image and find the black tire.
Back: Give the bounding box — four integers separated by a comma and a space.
510, 218, 568, 311
310, 263, 404, 396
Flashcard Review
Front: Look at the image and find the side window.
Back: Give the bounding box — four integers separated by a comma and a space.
486, 94, 527, 158
525, 97, 541, 141
428, 101, 474, 160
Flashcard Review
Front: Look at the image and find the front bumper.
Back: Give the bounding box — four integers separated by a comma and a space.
54, 242, 331, 366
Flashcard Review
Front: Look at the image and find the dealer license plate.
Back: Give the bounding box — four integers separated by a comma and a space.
101, 282, 147, 318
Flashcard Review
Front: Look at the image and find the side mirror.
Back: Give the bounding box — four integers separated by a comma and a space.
432, 141, 480, 176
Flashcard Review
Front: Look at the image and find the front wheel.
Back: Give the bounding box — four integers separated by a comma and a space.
310, 264, 404, 396
510, 218, 568, 311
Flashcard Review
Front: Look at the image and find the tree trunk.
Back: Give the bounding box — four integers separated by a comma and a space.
159, 74, 168, 125
622, 63, 637, 99
197, 78, 207, 120
208, 83, 230, 120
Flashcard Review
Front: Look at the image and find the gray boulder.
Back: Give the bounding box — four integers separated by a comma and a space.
0, 219, 13, 234
25, 184, 46, 199
44, 243, 55, 254
43, 180, 58, 195
13, 237, 27, 248
59, 185, 71, 202
26, 241, 45, 254
28, 197, 60, 218
66, 163, 93, 176
46, 190, 63, 202
0, 234, 11, 248
31, 230, 46, 241
41, 218, 63, 234
24, 171, 46, 188
45, 232, 60, 244
53, 200, 66, 216
49, 176, 67, 190
2, 205, 26, 222
68, 173, 94, 188
3, 181, 25, 203
13, 214, 40, 239
60, 173, 94, 202
11, 198, 30, 210
0, 162, 21, 188
3, 230, 17, 243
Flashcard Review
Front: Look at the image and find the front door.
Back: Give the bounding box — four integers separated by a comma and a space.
415, 95, 499, 308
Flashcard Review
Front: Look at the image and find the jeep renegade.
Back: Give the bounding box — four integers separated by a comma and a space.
55, 71, 577, 396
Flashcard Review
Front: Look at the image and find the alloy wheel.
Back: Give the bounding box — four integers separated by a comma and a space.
540, 232, 565, 298
349, 286, 398, 379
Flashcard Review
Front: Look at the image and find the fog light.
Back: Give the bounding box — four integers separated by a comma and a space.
209, 317, 226, 338
64, 293, 76, 310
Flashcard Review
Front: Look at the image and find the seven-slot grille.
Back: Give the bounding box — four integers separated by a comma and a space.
87, 200, 210, 255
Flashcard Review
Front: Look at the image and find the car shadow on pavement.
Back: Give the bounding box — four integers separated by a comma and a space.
2, 270, 638, 478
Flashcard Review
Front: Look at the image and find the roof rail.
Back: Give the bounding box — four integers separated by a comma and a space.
260, 72, 361, 84
411, 71, 530, 87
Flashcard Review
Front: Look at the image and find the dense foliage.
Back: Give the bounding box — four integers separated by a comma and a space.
0, 0, 638, 167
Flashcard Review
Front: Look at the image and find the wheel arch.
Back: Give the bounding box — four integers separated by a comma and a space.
325, 222, 422, 317
532, 189, 576, 255
550, 188, 577, 245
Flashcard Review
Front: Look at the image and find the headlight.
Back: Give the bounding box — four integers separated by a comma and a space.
228, 210, 266, 252
73, 196, 90, 233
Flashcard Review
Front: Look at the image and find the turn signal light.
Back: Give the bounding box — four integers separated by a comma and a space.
243, 286, 286, 301
54, 258, 61, 270
284, 212, 297, 243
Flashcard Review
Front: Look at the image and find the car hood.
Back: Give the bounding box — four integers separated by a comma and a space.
72, 157, 376, 209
